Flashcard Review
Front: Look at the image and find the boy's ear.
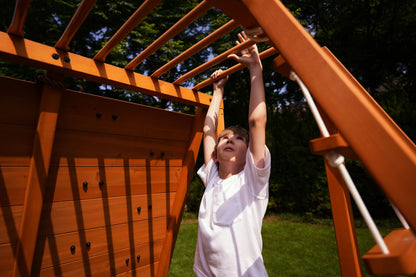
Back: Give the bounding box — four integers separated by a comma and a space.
211, 151, 218, 163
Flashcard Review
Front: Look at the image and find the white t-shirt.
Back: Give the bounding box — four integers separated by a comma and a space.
194, 146, 271, 277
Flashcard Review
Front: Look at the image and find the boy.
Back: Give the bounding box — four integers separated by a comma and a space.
194, 32, 271, 276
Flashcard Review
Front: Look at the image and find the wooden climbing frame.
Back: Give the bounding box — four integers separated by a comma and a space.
1, 0, 415, 276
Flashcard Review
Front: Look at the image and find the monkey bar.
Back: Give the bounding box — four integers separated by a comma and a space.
1, 0, 415, 276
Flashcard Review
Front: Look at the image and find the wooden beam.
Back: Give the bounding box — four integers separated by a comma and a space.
242, 0, 416, 231
0, 31, 211, 108
151, 19, 240, 78
12, 72, 63, 277
156, 107, 206, 277
125, 0, 213, 71
7, 0, 31, 37
325, 161, 363, 277
55, 0, 98, 51
94, 0, 162, 62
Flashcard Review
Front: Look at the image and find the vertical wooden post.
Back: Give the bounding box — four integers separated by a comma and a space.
156, 107, 207, 276
12, 72, 63, 277
325, 161, 363, 276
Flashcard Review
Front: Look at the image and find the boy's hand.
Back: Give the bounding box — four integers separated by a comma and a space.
227, 32, 262, 71
211, 69, 228, 92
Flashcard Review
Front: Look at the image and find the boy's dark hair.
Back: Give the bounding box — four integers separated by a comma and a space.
213, 125, 249, 158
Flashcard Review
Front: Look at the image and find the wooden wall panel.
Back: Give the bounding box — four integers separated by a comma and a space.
0, 205, 23, 244
40, 217, 167, 268
57, 90, 194, 142
0, 243, 15, 276
44, 166, 181, 202
39, 240, 163, 276
39, 193, 175, 236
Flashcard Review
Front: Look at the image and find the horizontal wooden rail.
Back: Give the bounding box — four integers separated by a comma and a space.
94, 0, 162, 62
151, 19, 240, 78
125, 0, 213, 71
0, 31, 211, 108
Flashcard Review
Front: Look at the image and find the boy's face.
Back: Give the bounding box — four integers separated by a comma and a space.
214, 130, 248, 165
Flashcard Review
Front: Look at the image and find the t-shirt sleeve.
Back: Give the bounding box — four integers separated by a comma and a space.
197, 159, 216, 187
246, 145, 271, 199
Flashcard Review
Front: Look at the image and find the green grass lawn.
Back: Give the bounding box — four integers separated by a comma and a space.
168, 215, 414, 276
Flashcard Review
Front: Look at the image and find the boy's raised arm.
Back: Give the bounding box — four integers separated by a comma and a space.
202, 70, 227, 166
228, 32, 267, 168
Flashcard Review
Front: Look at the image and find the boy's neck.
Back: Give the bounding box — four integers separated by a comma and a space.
218, 162, 245, 179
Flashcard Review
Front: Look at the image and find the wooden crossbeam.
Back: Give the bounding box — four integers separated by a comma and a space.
55, 0, 98, 51
151, 19, 240, 78
125, 0, 213, 71
94, 0, 163, 62
0, 31, 211, 108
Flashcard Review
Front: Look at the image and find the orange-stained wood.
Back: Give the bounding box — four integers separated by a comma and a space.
309, 133, 358, 160
55, 0, 98, 51
7, 0, 31, 37
151, 19, 240, 78
174, 38, 255, 85
363, 229, 416, 275
193, 46, 278, 91
94, 0, 163, 62
242, 0, 416, 232
156, 107, 207, 276
39, 217, 167, 268
324, 160, 363, 277
0, 31, 212, 108
39, 240, 163, 276
125, 0, 213, 71
12, 72, 63, 277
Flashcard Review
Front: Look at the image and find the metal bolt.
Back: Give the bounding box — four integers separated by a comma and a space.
96, 113, 102, 118
63, 56, 71, 63
99, 180, 104, 187
52, 53, 59, 60
125, 258, 130, 266
137, 255, 141, 263
137, 206, 141, 214
83, 181, 88, 189
112, 115, 118, 120
70, 245, 76, 253
86, 242, 91, 248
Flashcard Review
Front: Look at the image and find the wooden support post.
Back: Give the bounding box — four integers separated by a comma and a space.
12, 72, 63, 277
324, 160, 363, 277
156, 107, 207, 276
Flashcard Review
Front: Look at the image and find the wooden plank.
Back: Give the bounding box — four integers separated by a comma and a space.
125, 0, 213, 70
44, 165, 181, 202
0, 166, 28, 206
57, 89, 194, 142
0, 124, 34, 166
0, 205, 23, 244
12, 73, 63, 277
55, 0, 98, 51
243, 0, 416, 231
0, 243, 15, 276
39, 193, 175, 236
7, 0, 31, 37
0, 31, 212, 108
0, 76, 40, 126
49, 129, 187, 167
40, 217, 167, 268
157, 107, 206, 276
325, 161, 363, 277
39, 240, 163, 276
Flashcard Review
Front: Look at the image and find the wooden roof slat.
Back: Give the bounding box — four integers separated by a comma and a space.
94, 0, 162, 62
124, 0, 213, 71
192, 46, 278, 91
7, 0, 31, 37
173, 38, 255, 85
151, 19, 239, 78
54, 0, 98, 51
